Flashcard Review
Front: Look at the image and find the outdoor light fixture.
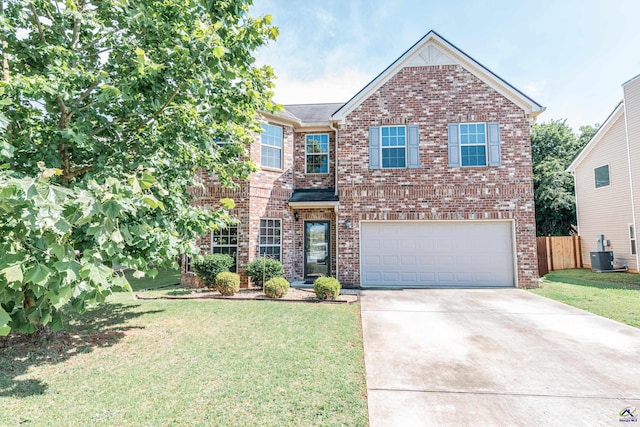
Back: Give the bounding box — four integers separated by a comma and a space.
294, 211, 300, 221
344, 219, 351, 229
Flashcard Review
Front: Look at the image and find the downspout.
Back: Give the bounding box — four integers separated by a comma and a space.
623, 97, 639, 270
330, 121, 340, 280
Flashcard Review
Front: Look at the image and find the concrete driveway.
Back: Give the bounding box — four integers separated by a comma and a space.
361, 289, 640, 426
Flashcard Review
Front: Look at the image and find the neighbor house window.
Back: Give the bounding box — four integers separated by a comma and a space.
305, 134, 329, 174
630, 224, 637, 255
259, 219, 281, 261
261, 124, 283, 169
459, 123, 487, 166
211, 226, 238, 272
381, 125, 406, 168
594, 165, 610, 188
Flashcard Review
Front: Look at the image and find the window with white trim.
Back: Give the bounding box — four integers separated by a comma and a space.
381, 125, 406, 168
305, 134, 329, 174
261, 124, 283, 169
459, 123, 487, 166
630, 224, 636, 255
594, 165, 610, 188
259, 219, 281, 261
211, 226, 238, 272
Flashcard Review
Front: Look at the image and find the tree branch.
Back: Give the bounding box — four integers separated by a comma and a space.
63, 165, 93, 183
76, 81, 100, 105
29, 3, 47, 44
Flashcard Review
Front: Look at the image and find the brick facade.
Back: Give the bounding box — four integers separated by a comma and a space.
182, 33, 541, 289
336, 65, 538, 287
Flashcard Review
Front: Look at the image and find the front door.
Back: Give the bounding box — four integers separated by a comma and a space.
304, 221, 330, 280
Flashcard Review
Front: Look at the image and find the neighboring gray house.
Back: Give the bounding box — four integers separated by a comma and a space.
567, 74, 640, 271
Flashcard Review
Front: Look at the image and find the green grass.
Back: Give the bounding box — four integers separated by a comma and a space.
123, 267, 182, 291
530, 268, 640, 328
0, 286, 368, 426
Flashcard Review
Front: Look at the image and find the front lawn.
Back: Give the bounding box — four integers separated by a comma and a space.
0, 284, 368, 426
530, 268, 640, 328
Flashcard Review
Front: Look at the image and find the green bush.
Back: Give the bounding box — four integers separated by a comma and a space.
313, 277, 341, 300
264, 277, 290, 298
245, 257, 284, 288
191, 253, 234, 288
215, 272, 240, 296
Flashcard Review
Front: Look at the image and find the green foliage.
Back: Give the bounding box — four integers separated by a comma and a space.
0, 166, 178, 335
244, 257, 284, 288
215, 272, 240, 296
263, 277, 290, 298
531, 120, 599, 236
0, 0, 279, 334
313, 277, 341, 300
191, 253, 234, 287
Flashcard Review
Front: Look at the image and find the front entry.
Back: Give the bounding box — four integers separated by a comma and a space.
304, 221, 331, 280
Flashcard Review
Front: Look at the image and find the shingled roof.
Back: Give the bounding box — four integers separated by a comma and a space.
283, 102, 345, 124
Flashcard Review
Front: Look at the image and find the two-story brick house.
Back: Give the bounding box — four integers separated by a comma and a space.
184, 30, 544, 289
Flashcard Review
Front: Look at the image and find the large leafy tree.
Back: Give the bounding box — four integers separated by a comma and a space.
0, 0, 278, 335
531, 120, 598, 236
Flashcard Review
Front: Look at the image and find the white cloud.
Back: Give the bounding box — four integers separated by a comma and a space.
271, 69, 373, 104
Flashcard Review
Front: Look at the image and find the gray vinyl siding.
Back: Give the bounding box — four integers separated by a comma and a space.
574, 113, 636, 270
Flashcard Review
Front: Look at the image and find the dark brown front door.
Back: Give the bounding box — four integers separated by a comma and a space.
304, 221, 330, 279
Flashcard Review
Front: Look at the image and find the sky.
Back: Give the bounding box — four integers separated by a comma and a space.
250, 0, 640, 132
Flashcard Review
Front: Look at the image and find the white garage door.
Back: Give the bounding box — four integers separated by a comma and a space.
360, 221, 515, 288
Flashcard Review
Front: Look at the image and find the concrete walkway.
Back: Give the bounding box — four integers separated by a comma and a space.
361, 289, 640, 426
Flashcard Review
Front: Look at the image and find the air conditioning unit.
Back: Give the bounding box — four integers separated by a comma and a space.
590, 251, 614, 271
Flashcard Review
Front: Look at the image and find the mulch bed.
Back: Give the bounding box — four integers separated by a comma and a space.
135, 286, 359, 304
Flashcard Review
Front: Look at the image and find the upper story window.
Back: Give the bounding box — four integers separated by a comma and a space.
305, 134, 329, 174
594, 165, 610, 188
381, 126, 407, 168
368, 124, 419, 169
211, 226, 238, 272
448, 122, 501, 167
261, 124, 283, 169
459, 123, 487, 166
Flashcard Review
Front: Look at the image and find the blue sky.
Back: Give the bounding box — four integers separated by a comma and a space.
250, 0, 640, 132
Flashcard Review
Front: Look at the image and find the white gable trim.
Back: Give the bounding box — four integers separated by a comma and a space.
331, 30, 545, 123
566, 102, 624, 173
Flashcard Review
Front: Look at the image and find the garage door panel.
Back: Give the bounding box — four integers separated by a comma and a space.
400, 256, 417, 265
361, 221, 514, 288
383, 256, 398, 265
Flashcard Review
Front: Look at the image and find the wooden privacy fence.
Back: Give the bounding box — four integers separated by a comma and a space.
537, 236, 583, 276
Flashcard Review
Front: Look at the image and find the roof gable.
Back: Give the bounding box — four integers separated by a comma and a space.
566, 102, 624, 172
331, 30, 544, 122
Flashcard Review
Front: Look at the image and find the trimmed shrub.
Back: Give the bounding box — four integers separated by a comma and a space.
191, 253, 234, 288
313, 277, 341, 300
264, 277, 290, 298
245, 257, 284, 288
215, 272, 240, 296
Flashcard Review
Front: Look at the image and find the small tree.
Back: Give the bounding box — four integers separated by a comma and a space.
192, 254, 234, 288
244, 257, 283, 288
